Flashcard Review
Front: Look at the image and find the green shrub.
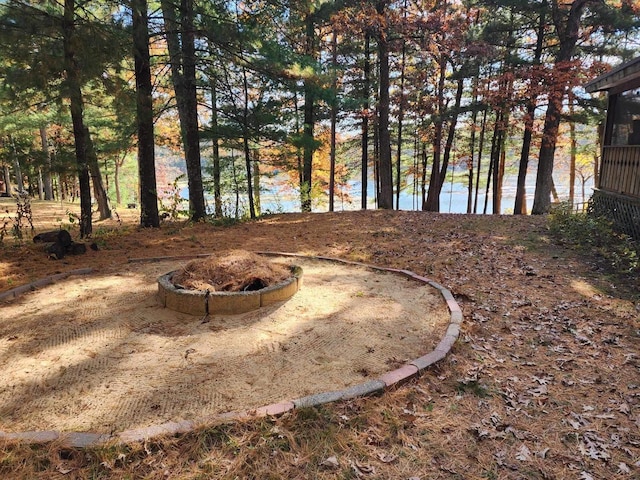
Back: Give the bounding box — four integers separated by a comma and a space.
549, 208, 639, 276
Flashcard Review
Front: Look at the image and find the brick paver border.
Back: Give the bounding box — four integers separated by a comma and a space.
0, 253, 463, 447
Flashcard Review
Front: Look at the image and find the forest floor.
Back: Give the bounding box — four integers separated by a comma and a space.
1, 198, 639, 479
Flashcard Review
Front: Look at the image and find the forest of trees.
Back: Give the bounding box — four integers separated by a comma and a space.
0, 0, 639, 233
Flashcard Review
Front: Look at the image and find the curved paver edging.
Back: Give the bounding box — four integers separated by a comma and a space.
0, 268, 94, 303
0, 253, 463, 448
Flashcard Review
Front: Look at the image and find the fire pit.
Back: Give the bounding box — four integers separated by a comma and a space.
157, 250, 302, 315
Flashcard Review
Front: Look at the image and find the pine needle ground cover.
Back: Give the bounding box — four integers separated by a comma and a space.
1, 200, 639, 479
171, 250, 291, 292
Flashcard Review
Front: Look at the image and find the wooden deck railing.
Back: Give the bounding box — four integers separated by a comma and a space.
599, 146, 640, 198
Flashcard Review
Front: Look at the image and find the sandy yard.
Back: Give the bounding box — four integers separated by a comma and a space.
0, 254, 450, 433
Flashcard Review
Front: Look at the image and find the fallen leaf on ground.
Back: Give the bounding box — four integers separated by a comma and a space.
319, 456, 340, 469
516, 444, 531, 461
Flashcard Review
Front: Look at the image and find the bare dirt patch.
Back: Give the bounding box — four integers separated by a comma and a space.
0, 255, 449, 433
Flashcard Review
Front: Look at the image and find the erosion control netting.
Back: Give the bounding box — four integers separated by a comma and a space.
171, 250, 291, 292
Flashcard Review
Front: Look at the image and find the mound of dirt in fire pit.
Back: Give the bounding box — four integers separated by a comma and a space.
171, 250, 291, 292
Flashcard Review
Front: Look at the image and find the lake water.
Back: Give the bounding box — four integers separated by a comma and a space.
180, 173, 595, 216
252, 176, 593, 214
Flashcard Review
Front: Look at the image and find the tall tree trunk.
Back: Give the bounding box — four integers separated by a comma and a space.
466, 160, 473, 213
484, 110, 505, 214
55, 174, 61, 200
62, 0, 92, 237
486, 113, 501, 214
62, 2, 110, 224
395, 24, 407, 210
514, 1, 546, 215
181, 0, 205, 220
252, 151, 261, 216
161, 0, 206, 221
243, 134, 255, 218
104, 158, 109, 193
491, 115, 506, 215
294, 90, 303, 193
437, 76, 464, 194
301, 14, 316, 212
37, 168, 44, 199
39, 126, 54, 200
474, 108, 488, 213
376, 0, 393, 209
514, 101, 536, 215
329, 30, 337, 212
61, 176, 68, 200
209, 76, 222, 217
230, 149, 239, 218
113, 153, 126, 206
532, 0, 592, 214
532, 90, 562, 214
10, 137, 24, 193
133, 0, 160, 228
569, 94, 576, 206
85, 127, 111, 220
497, 147, 506, 213
413, 130, 419, 208
3, 165, 11, 195
26, 172, 34, 197
115, 158, 121, 205
374, 106, 379, 204
424, 54, 446, 211
492, 25, 516, 215
361, 33, 370, 210
594, 122, 602, 187
420, 143, 427, 209
301, 84, 313, 212
467, 77, 479, 214
242, 68, 256, 219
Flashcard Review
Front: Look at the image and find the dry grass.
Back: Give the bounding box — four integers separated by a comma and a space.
1, 200, 639, 479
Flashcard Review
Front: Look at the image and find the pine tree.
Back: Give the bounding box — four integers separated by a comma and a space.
132, 0, 159, 228
532, 0, 595, 214
160, 0, 206, 221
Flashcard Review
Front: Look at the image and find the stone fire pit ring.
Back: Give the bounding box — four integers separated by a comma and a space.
157, 264, 303, 316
